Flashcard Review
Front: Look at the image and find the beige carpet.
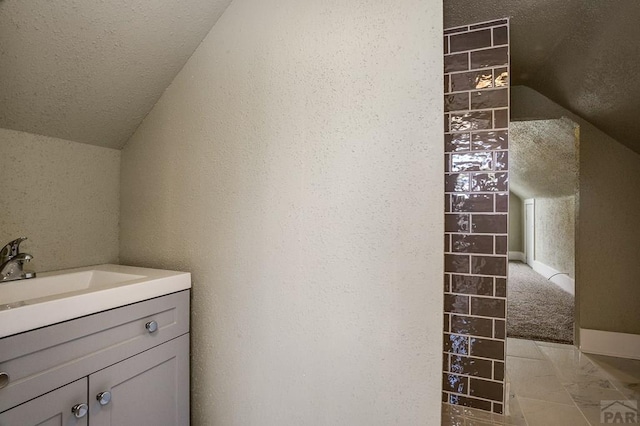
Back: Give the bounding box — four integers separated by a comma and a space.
507, 261, 574, 344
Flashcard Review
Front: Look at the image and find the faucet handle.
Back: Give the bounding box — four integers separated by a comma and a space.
0, 237, 28, 263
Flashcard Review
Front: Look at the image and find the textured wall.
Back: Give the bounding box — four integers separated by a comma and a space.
509, 118, 578, 199
0, 128, 119, 272
120, 0, 444, 424
0, 0, 233, 149
508, 192, 523, 253
512, 85, 640, 335
443, 19, 509, 414
535, 196, 575, 278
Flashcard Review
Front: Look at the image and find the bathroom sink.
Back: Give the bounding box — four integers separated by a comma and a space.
0, 264, 190, 338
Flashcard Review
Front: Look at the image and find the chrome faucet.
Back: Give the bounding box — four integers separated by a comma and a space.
0, 237, 36, 282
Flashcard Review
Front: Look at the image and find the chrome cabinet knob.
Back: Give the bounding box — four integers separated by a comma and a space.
145, 320, 158, 333
96, 390, 112, 406
71, 403, 88, 418
0, 372, 9, 389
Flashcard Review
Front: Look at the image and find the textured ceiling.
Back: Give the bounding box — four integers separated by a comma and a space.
0, 0, 233, 149
445, 0, 640, 155
3, 2, 638, 152
510, 118, 578, 200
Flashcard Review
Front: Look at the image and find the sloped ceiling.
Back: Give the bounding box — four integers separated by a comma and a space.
2, 2, 639, 152
0, 0, 233, 149
445, 0, 640, 155
509, 118, 578, 200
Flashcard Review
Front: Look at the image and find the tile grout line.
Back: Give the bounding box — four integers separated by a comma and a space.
532, 341, 599, 425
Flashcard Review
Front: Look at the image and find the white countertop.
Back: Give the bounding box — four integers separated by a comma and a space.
0, 264, 191, 338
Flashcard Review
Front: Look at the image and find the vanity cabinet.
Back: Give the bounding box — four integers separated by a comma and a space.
0, 290, 190, 426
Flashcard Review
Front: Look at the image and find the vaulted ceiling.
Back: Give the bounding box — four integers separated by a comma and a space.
2, 1, 639, 153
446, 0, 640, 155
509, 118, 578, 200
0, 0, 233, 149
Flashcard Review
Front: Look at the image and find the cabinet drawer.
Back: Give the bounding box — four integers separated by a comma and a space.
0, 290, 189, 413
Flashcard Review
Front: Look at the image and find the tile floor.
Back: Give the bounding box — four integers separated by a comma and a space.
442, 338, 640, 425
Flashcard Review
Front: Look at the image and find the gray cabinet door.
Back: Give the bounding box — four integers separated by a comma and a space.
0, 378, 87, 426
89, 334, 189, 426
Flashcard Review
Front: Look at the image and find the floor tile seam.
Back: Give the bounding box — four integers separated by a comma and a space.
562, 382, 601, 426
559, 377, 618, 390
504, 353, 545, 361
518, 395, 591, 426
573, 403, 595, 426
512, 395, 529, 426
605, 377, 637, 395
515, 395, 575, 408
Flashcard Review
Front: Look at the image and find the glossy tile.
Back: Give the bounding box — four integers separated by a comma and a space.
472, 255, 507, 276
493, 26, 508, 45
472, 131, 508, 150
447, 394, 493, 412
446, 133, 472, 152
445, 53, 470, 73
471, 89, 508, 109
494, 68, 509, 87
494, 278, 506, 297
445, 333, 470, 356
495, 236, 507, 254
471, 47, 508, 69
450, 29, 492, 53
470, 378, 504, 401
451, 111, 493, 132
444, 373, 470, 394
472, 214, 508, 233
446, 92, 471, 112
506, 356, 575, 404
494, 360, 505, 380
445, 293, 470, 314
452, 152, 493, 172
518, 398, 589, 426
494, 109, 508, 128
495, 152, 508, 171
470, 19, 508, 30
452, 194, 494, 213
451, 274, 494, 296
472, 173, 508, 192
446, 173, 471, 192
471, 296, 506, 318
444, 20, 509, 413
446, 214, 470, 233
471, 337, 505, 360
451, 314, 494, 338
449, 354, 494, 379
452, 234, 494, 254
450, 70, 494, 91
444, 25, 470, 36
495, 193, 508, 212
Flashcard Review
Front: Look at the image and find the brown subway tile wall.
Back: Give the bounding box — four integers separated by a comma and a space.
443, 18, 509, 414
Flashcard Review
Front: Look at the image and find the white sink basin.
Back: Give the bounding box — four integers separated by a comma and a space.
0, 264, 190, 338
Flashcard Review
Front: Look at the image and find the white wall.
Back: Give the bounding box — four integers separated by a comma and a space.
508, 192, 523, 253
0, 128, 119, 272
512, 85, 640, 336
120, 1, 444, 425
534, 196, 575, 278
